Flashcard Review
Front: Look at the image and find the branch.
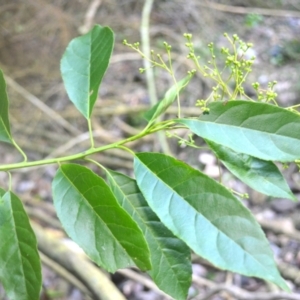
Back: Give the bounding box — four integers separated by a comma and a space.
197, 285, 300, 300
79, 0, 102, 34
117, 269, 173, 300
39, 251, 93, 299
4, 74, 80, 135
141, 0, 171, 155
200, 1, 300, 18
32, 222, 126, 300
256, 215, 300, 242
193, 276, 300, 300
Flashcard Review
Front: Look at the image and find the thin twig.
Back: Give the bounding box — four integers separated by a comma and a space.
278, 261, 300, 286
193, 275, 300, 300
44, 129, 119, 159
26, 206, 62, 229
33, 222, 127, 300
79, 0, 102, 34
117, 269, 173, 300
61, 103, 149, 117
200, 1, 300, 18
94, 104, 201, 117
4, 75, 81, 135
39, 252, 93, 299
110, 53, 141, 64
141, 0, 157, 108
256, 215, 300, 242
141, 0, 171, 155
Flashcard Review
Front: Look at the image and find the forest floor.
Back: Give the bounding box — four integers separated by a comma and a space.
1, 1, 300, 299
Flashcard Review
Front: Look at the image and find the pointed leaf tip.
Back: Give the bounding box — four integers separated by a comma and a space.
61, 25, 114, 119
107, 170, 192, 300
206, 140, 296, 201
134, 153, 289, 291
178, 101, 300, 162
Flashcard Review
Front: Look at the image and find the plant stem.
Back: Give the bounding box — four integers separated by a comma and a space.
11, 138, 27, 162
87, 118, 95, 148
141, 0, 171, 155
118, 145, 136, 156
84, 158, 106, 172
141, 0, 157, 108
0, 123, 174, 172
7, 172, 12, 190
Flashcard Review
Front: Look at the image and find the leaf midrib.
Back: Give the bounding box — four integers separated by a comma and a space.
199, 120, 300, 141
3, 192, 31, 297
137, 160, 273, 276
60, 169, 133, 256
108, 174, 187, 287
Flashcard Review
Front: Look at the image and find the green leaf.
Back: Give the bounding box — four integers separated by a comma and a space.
178, 101, 300, 162
0, 70, 12, 144
0, 189, 42, 300
52, 164, 151, 273
61, 25, 114, 119
107, 170, 192, 300
206, 140, 296, 201
134, 153, 289, 291
144, 75, 192, 122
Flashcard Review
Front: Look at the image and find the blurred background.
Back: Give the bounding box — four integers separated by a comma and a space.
1, 1, 300, 299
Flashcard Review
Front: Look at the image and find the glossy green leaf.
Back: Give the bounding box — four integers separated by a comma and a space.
134, 153, 289, 291
61, 25, 114, 119
107, 170, 191, 300
144, 74, 192, 122
178, 101, 300, 162
0, 70, 12, 144
206, 140, 296, 201
52, 164, 151, 273
0, 189, 42, 300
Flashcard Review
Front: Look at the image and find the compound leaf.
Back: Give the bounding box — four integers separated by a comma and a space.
107, 170, 191, 300
61, 25, 114, 119
0, 70, 12, 144
0, 189, 41, 300
144, 74, 192, 122
52, 164, 151, 273
134, 153, 289, 291
206, 140, 296, 200
178, 101, 300, 162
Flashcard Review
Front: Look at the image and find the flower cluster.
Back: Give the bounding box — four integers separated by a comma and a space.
184, 32, 258, 106
123, 39, 174, 75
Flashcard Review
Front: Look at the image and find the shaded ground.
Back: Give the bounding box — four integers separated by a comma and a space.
1, 0, 300, 299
